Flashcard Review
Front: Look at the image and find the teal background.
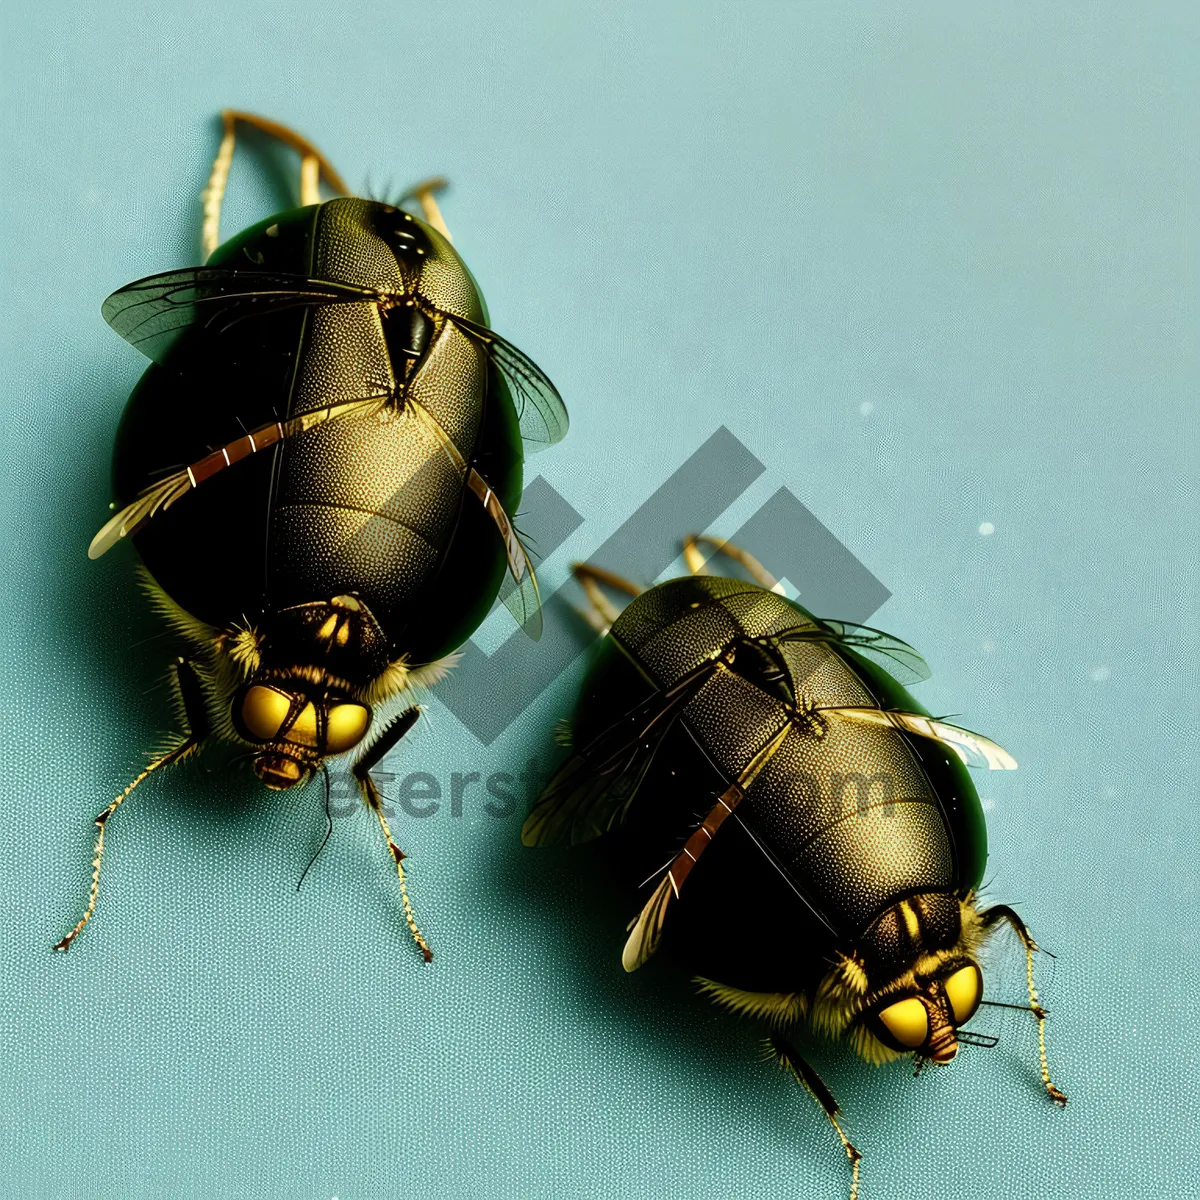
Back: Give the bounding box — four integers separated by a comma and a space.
1, 2, 1196, 1197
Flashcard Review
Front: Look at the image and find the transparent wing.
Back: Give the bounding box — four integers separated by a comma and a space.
408, 403, 545, 640
102, 268, 385, 363
103, 270, 569, 456
819, 708, 1018, 770
443, 312, 568, 452
817, 619, 931, 684
499, 526, 543, 641
465, 468, 543, 640
762, 620, 930, 686
521, 661, 717, 847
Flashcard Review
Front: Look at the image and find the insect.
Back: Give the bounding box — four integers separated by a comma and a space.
523, 536, 1065, 1199
58, 111, 567, 960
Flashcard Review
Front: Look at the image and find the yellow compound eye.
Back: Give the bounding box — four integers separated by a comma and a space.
239, 685, 293, 741
944, 963, 983, 1025
325, 703, 372, 753
877, 996, 929, 1048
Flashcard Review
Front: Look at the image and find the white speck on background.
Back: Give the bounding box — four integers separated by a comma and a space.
980, 798, 995, 812
1090, 665, 1110, 682
859, 401, 875, 416
981, 639, 996, 654
978, 522, 995, 536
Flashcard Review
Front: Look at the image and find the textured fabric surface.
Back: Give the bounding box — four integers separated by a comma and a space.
1, 3, 1196, 1197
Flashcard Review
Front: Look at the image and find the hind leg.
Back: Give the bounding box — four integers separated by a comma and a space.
768, 1035, 862, 1200
201, 110, 350, 258
398, 177, 452, 241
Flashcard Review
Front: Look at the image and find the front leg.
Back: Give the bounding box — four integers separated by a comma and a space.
353, 706, 432, 962
979, 904, 1068, 1106
768, 1035, 862, 1200
54, 655, 209, 951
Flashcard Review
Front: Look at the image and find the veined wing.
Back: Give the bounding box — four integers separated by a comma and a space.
442, 311, 568, 453
521, 659, 719, 847
103, 267, 386, 363
819, 707, 1017, 770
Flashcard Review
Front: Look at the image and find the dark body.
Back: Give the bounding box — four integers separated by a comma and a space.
58, 115, 566, 962
113, 198, 521, 676
566, 575, 988, 992
525, 558, 1065, 1193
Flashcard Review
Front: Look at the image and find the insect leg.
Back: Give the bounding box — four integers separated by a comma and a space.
979, 904, 1068, 1106
768, 1035, 862, 1200
353, 706, 432, 963
571, 563, 643, 635
201, 113, 237, 260
682, 534, 781, 591
54, 656, 208, 951
397, 177, 452, 242
201, 111, 350, 258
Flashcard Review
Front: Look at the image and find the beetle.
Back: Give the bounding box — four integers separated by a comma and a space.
58, 112, 568, 960
522, 536, 1065, 1199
